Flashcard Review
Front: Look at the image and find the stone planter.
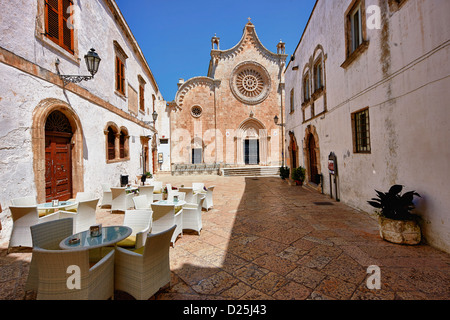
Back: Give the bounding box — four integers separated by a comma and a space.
378, 216, 421, 245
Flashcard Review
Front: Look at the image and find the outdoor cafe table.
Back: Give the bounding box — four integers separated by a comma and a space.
37, 200, 76, 211
59, 226, 132, 250
155, 200, 186, 207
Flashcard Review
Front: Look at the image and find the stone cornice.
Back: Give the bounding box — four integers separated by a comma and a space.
175, 77, 220, 108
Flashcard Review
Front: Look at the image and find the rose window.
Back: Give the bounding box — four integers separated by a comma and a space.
191, 105, 203, 118
230, 62, 271, 105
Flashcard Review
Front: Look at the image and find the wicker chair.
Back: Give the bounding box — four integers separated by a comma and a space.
7, 206, 60, 253
64, 192, 96, 212
151, 181, 163, 201
182, 196, 205, 235
114, 225, 176, 300
150, 203, 182, 247
179, 187, 198, 206
59, 198, 99, 233
133, 195, 151, 210
116, 209, 153, 250
101, 184, 112, 208
11, 195, 49, 217
25, 218, 74, 292
138, 185, 154, 204
202, 186, 215, 211
32, 247, 115, 300
111, 187, 134, 213
192, 182, 205, 194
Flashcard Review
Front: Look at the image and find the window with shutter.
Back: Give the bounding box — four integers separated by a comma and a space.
45, 0, 74, 53
116, 57, 125, 95
107, 128, 116, 160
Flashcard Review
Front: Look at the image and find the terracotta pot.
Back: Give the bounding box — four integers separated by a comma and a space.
378, 216, 421, 245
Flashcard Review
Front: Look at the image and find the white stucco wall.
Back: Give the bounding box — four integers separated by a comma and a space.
285, 0, 450, 252
0, 0, 163, 239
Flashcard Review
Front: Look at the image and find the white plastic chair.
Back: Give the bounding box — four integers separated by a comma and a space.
138, 185, 154, 204
150, 181, 163, 201
133, 195, 151, 210
114, 225, 176, 300
150, 203, 183, 247
59, 198, 99, 233
116, 209, 153, 250
111, 187, 134, 213
32, 247, 115, 300
26, 218, 74, 292
101, 184, 112, 208
8, 205, 60, 253
183, 196, 205, 235
202, 186, 215, 211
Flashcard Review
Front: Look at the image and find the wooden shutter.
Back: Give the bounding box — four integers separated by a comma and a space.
45, 0, 74, 53
116, 57, 125, 94
108, 129, 115, 160
139, 84, 145, 111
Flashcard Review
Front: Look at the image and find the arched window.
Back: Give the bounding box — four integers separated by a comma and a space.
107, 127, 116, 160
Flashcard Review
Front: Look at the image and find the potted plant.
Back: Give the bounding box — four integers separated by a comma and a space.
368, 184, 422, 245
291, 166, 306, 186
279, 166, 290, 180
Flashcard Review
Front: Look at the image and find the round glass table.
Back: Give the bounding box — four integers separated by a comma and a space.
60, 226, 132, 250
37, 200, 76, 210
155, 200, 186, 206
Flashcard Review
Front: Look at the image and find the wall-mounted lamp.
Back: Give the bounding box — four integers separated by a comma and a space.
274, 115, 285, 127
56, 48, 101, 85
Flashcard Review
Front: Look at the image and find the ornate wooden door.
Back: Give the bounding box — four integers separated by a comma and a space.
45, 135, 72, 202
44, 111, 73, 202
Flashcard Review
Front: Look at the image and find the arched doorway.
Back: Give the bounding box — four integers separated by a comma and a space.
236, 118, 268, 165
32, 98, 84, 203
45, 111, 73, 201
307, 134, 319, 184
303, 125, 321, 186
289, 132, 299, 169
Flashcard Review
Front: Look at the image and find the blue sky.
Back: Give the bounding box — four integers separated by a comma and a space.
115, 0, 317, 101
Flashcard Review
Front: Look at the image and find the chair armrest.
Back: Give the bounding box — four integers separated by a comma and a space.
89, 249, 115, 273
135, 226, 150, 249
58, 210, 77, 219
38, 211, 60, 222
89, 249, 115, 299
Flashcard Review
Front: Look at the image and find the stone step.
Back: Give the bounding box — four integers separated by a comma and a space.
222, 166, 280, 177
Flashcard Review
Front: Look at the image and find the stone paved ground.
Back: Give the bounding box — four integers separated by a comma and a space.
1, 174, 450, 300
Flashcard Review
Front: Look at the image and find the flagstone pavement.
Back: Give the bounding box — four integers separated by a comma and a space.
1, 174, 450, 300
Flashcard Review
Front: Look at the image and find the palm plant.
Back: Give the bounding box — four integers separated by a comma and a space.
368, 184, 421, 221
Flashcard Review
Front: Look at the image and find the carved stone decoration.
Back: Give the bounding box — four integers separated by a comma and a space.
230, 61, 271, 105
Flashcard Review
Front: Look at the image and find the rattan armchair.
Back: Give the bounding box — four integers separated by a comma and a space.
25, 218, 74, 292
133, 195, 151, 210
114, 225, 176, 300
111, 187, 134, 213
101, 184, 112, 208
202, 186, 215, 211
151, 203, 182, 247
8, 205, 60, 253
65, 192, 96, 212
32, 247, 115, 300
182, 196, 205, 235
138, 185, 154, 204
151, 181, 163, 201
59, 198, 99, 233
116, 209, 152, 250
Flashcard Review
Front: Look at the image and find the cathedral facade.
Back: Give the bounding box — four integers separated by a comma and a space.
170, 21, 288, 168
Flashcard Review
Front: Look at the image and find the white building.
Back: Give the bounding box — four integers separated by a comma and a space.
285, 0, 450, 252
0, 0, 164, 235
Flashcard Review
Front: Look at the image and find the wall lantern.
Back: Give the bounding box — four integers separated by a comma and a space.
152, 110, 158, 122
56, 48, 101, 85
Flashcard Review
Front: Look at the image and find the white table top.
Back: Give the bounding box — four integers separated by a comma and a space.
59, 226, 132, 250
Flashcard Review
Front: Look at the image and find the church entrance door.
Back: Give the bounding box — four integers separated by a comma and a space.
244, 139, 259, 165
